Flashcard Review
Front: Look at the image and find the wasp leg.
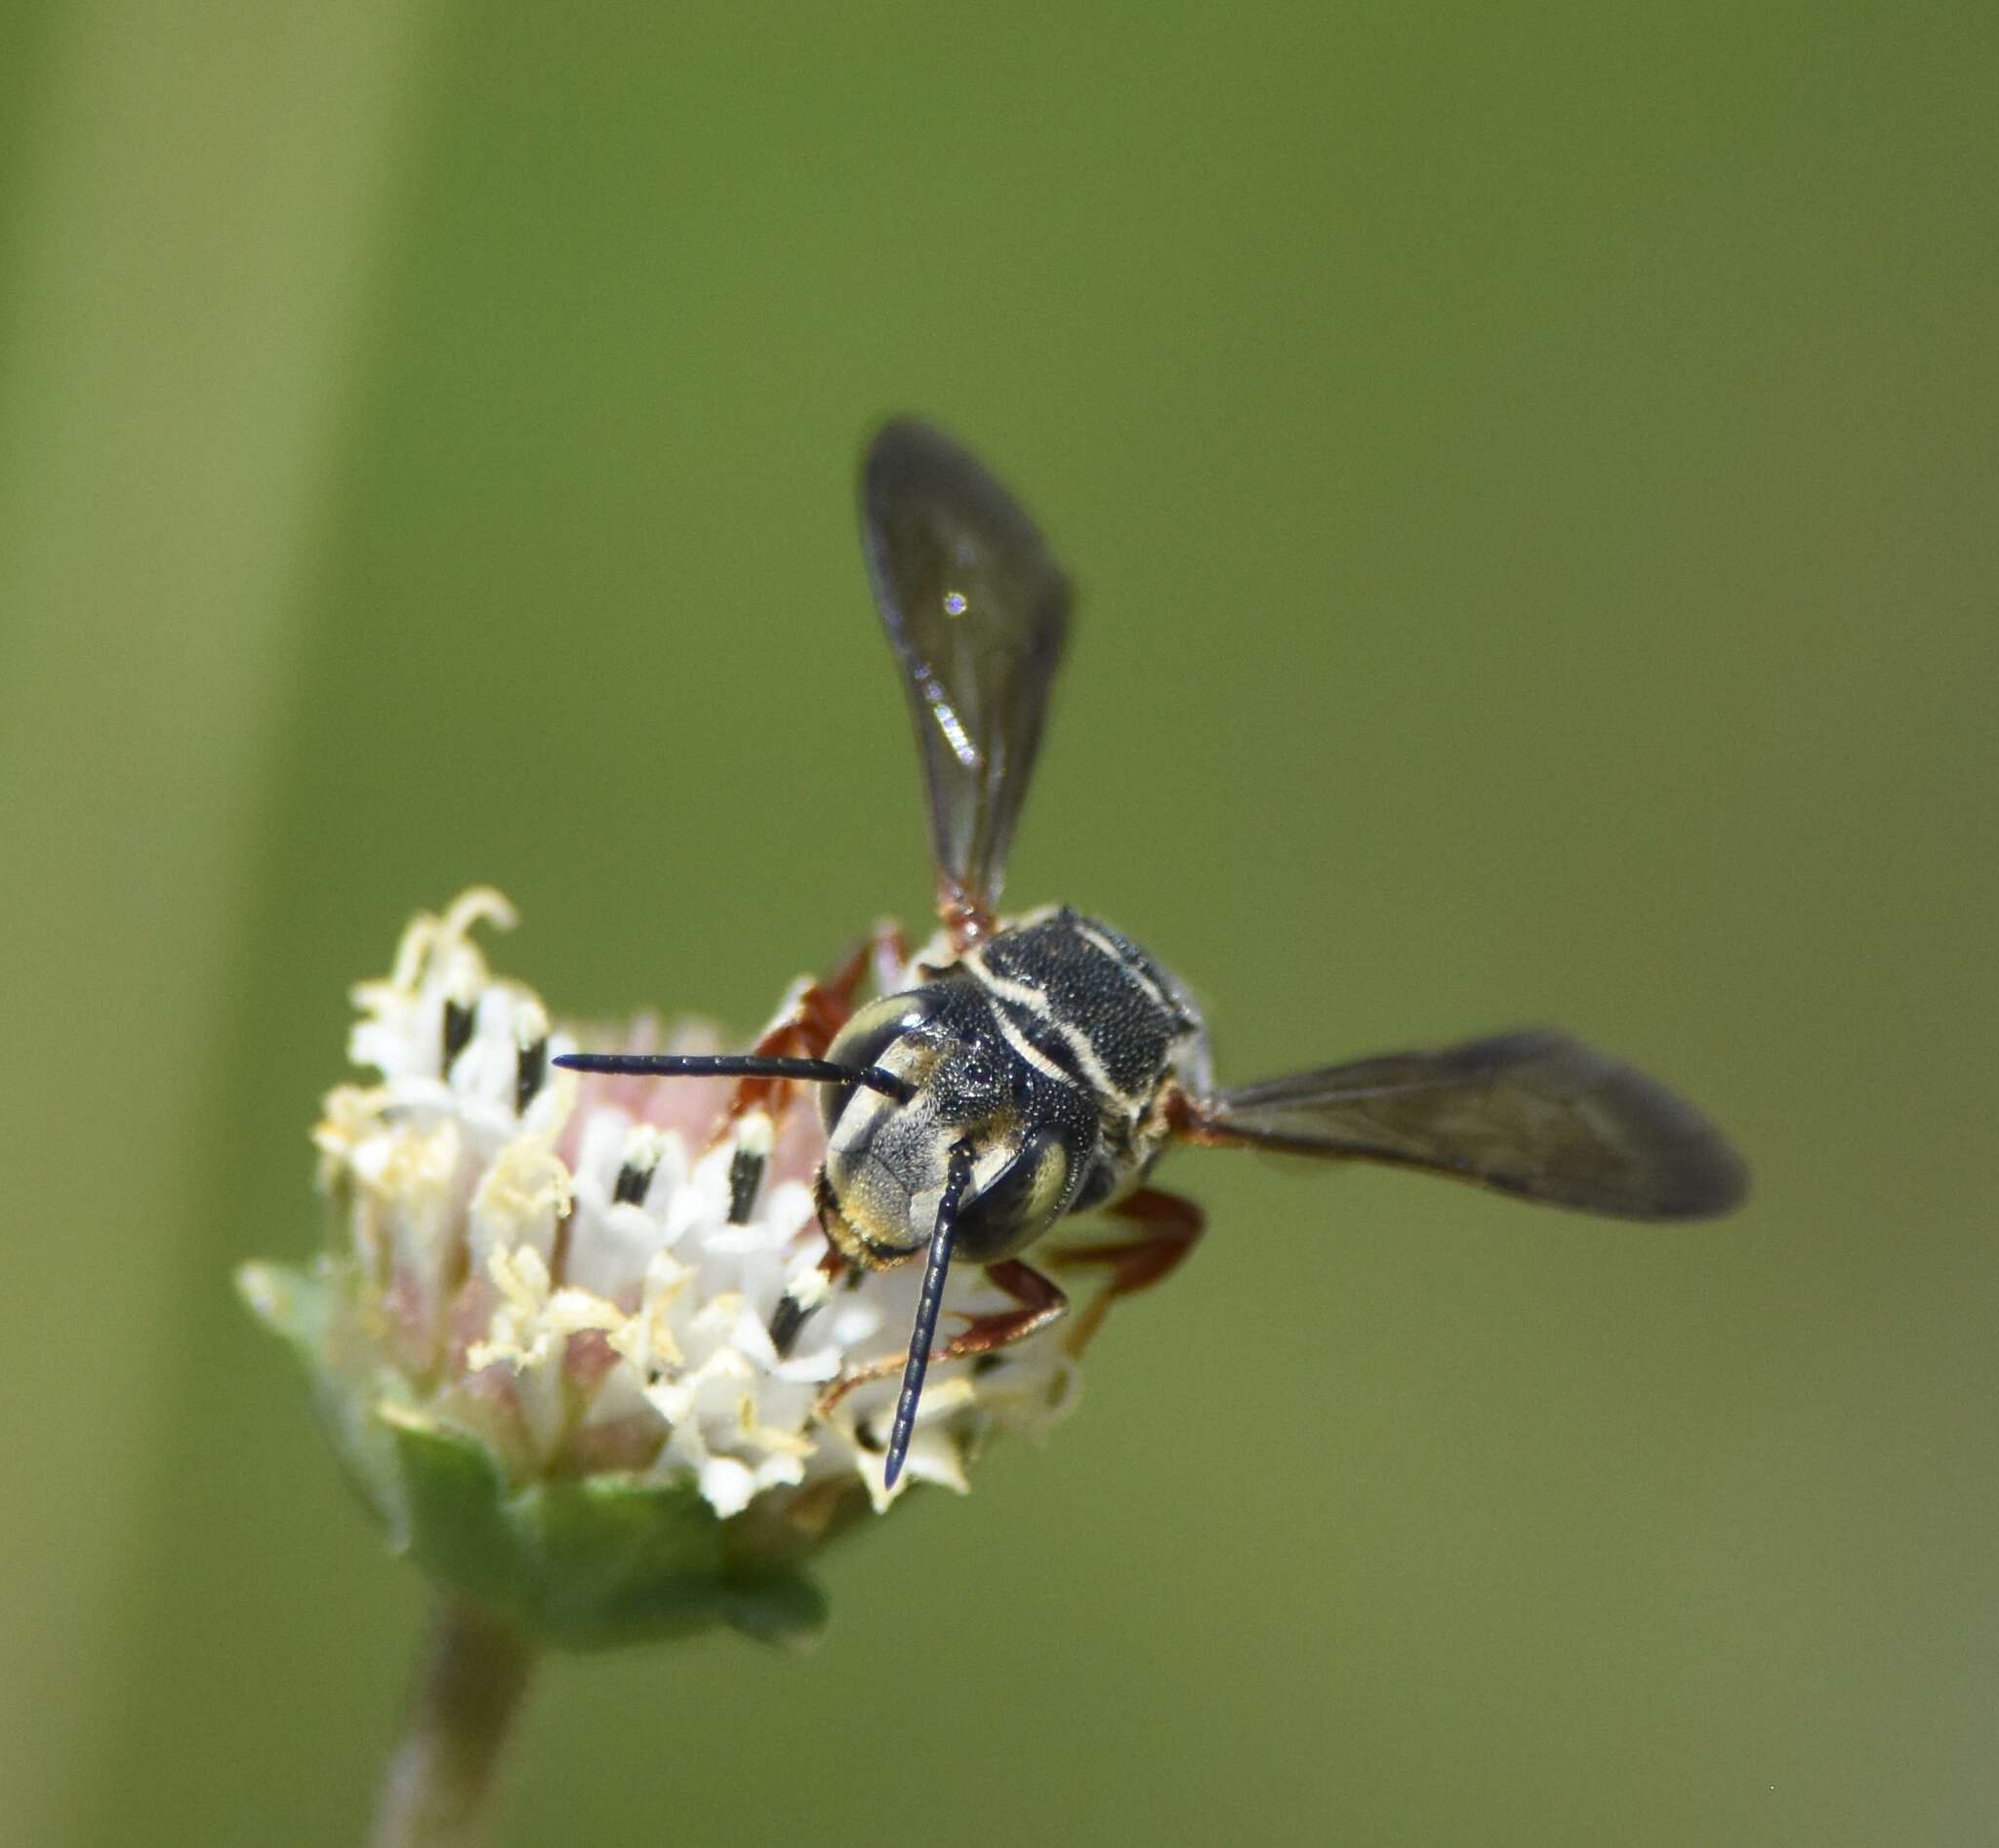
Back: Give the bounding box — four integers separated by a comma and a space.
815, 1259, 1068, 1417
720, 922, 908, 1125
1047, 1186, 1205, 1358
722, 990, 847, 1122
827, 920, 910, 1008
937, 1258, 1068, 1357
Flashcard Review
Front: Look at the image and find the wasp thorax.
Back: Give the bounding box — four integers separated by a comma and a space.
817, 982, 1097, 1268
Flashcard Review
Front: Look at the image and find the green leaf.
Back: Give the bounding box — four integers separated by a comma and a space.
241, 1260, 833, 1652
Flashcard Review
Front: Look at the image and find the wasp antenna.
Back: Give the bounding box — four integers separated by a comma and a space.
551, 1050, 914, 1104
882, 1138, 977, 1491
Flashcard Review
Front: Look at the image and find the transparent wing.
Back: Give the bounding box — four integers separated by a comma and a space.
1192, 1029, 1748, 1221
860, 418, 1072, 924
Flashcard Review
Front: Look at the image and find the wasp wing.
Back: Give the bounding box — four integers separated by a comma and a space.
1193, 1029, 1747, 1221
860, 418, 1072, 924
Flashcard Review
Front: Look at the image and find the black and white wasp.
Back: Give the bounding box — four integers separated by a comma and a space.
556, 418, 1749, 1488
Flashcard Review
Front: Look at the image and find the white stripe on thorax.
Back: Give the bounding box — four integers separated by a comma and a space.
1072, 920, 1171, 1012
979, 988, 1081, 1090
963, 951, 1145, 1120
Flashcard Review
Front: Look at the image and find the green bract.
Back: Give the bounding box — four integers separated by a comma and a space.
241, 1260, 831, 1649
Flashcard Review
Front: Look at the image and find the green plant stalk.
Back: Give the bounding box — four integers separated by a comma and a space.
371, 1599, 537, 1848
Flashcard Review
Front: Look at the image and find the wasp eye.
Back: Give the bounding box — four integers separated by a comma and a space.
954, 1129, 1074, 1262
822, 992, 932, 1131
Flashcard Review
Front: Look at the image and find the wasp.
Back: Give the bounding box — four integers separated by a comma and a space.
556, 418, 1748, 1488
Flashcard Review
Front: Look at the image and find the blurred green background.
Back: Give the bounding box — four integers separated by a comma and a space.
3, 3, 1993, 1843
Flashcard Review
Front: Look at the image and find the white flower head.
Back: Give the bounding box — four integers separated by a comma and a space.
296, 890, 1086, 1535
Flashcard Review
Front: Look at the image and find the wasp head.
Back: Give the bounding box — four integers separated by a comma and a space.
816, 984, 1097, 1269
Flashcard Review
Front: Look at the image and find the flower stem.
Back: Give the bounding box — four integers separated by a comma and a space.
371, 1598, 536, 1848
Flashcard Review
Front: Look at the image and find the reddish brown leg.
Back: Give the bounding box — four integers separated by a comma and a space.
826, 920, 910, 1008
721, 989, 843, 1123
869, 923, 911, 997
720, 922, 908, 1125
816, 1259, 1068, 1415
1047, 1186, 1205, 1358
939, 1257, 1068, 1356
